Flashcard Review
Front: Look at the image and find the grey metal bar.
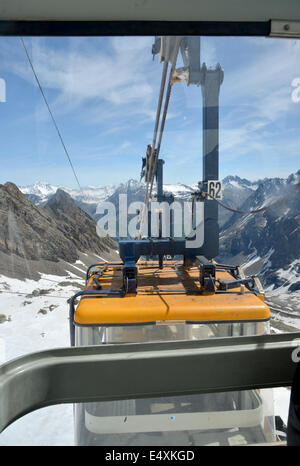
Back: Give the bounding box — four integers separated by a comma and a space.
201, 63, 223, 259
69, 289, 125, 347
1, 332, 300, 433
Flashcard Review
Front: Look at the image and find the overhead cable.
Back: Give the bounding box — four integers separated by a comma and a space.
20, 37, 82, 192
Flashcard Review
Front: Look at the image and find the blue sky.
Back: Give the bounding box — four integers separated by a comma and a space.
0, 35, 299, 188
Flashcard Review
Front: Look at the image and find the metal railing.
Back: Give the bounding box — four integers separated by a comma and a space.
1, 332, 300, 434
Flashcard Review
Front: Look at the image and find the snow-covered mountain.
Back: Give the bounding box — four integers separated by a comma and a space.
20, 177, 255, 205
20, 181, 58, 200
20, 181, 117, 205
220, 176, 259, 226
219, 170, 300, 314
20, 180, 198, 205
19, 176, 255, 227
223, 175, 259, 191
220, 171, 300, 270
163, 182, 198, 199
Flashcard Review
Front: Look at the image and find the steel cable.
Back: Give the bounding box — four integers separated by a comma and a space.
204, 182, 300, 215
20, 37, 83, 193
139, 37, 182, 237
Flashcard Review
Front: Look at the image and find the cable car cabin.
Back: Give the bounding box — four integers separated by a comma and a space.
70, 259, 275, 446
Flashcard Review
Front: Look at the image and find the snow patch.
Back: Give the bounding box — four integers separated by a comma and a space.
0, 273, 79, 445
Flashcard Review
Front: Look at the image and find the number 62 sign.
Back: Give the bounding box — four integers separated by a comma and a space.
207, 180, 223, 200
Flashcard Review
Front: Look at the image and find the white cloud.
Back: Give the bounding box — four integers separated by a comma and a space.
33, 37, 155, 105
214, 37, 300, 169
1, 36, 299, 184
0, 37, 160, 119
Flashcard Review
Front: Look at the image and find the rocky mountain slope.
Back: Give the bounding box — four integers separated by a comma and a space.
0, 182, 116, 279
44, 189, 115, 255
20, 176, 256, 228
219, 176, 258, 227
219, 171, 300, 295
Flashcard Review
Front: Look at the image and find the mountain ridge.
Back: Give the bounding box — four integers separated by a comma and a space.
219, 170, 300, 298
19, 176, 261, 227
0, 182, 117, 278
